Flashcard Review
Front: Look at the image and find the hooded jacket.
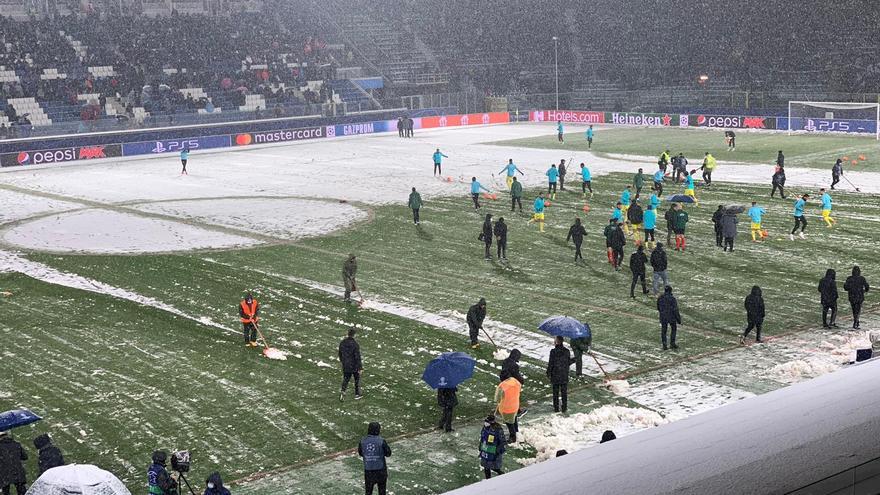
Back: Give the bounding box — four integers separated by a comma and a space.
818, 269, 838, 305
630, 249, 648, 275
627, 203, 644, 224
34, 433, 64, 475
546, 344, 573, 385
610, 225, 627, 250
843, 266, 870, 304
482, 216, 494, 244
338, 336, 362, 373
657, 286, 681, 324
0, 434, 28, 486
437, 387, 459, 408
721, 211, 738, 238
567, 220, 586, 244
744, 286, 765, 321
493, 219, 508, 243
499, 349, 524, 383
650, 246, 668, 272
467, 299, 487, 329
204, 472, 231, 495
358, 422, 391, 472
712, 207, 724, 231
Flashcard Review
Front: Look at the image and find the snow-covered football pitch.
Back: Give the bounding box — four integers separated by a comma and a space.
1, 122, 878, 494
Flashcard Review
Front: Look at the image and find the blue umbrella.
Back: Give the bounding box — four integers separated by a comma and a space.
538, 316, 591, 339
422, 352, 476, 389
0, 409, 42, 432
666, 194, 695, 204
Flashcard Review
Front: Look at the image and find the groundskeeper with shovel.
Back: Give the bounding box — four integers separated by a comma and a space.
239, 292, 260, 347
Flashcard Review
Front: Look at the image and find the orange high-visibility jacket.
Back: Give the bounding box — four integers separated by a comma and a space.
240, 299, 260, 324
497, 377, 521, 415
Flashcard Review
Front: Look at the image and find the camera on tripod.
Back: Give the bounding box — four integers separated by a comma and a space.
171, 451, 191, 473
171, 451, 196, 495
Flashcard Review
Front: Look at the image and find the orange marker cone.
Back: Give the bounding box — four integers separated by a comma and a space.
842, 156, 849, 161
582, 204, 591, 213
858, 154, 867, 161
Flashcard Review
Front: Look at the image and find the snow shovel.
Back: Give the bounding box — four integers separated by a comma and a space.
480, 326, 498, 349
253, 322, 286, 360
843, 176, 861, 192
588, 351, 611, 380
355, 286, 366, 307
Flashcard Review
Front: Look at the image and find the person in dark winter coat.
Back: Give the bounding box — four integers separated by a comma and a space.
147, 451, 177, 495
711, 205, 724, 247
771, 166, 786, 198
359, 422, 391, 495
721, 209, 739, 252
467, 298, 487, 348
204, 472, 231, 495
546, 336, 574, 412
843, 266, 870, 329
600, 430, 617, 443
343, 254, 358, 303
818, 269, 839, 328
0, 432, 27, 495
657, 285, 681, 350
664, 204, 676, 246
570, 335, 591, 377
627, 200, 644, 246
481, 214, 494, 260
629, 245, 648, 298
609, 222, 626, 270
776, 150, 785, 168
479, 415, 506, 479
408, 187, 422, 225
741, 286, 766, 344
437, 387, 458, 432
33, 434, 64, 475
831, 159, 843, 189
494, 217, 508, 260
499, 349, 524, 383
558, 159, 567, 191
338, 328, 363, 401
566, 218, 587, 262
650, 243, 669, 295
510, 177, 524, 212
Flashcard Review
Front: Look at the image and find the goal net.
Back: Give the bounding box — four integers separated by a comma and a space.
788, 101, 879, 139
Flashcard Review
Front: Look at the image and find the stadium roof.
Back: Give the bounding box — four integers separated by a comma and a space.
445, 358, 880, 495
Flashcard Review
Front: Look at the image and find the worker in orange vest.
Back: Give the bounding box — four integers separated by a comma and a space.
494, 376, 522, 443
239, 292, 260, 347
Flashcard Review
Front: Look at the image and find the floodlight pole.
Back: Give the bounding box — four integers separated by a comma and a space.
552, 36, 559, 111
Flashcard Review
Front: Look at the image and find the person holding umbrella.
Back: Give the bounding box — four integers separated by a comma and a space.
672, 203, 690, 252
422, 352, 475, 433
0, 431, 28, 495
546, 336, 574, 413
570, 334, 592, 378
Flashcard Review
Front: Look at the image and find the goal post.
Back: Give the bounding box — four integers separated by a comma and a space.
788, 101, 880, 139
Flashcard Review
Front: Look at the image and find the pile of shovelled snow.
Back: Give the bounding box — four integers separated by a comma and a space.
263, 348, 288, 361
605, 380, 631, 394
821, 332, 873, 362
518, 405, 667, 464
493, 349, 509, 361
770, 359, 838, 379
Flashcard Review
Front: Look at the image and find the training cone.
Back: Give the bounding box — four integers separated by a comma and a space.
582, 204, 591, 213
859, 154, 867, 161
761, 229, 769, 239
446, 176, 453, 182
843, 156, 849, 161
545, 201, 552, 207
851, 160, 859, 165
